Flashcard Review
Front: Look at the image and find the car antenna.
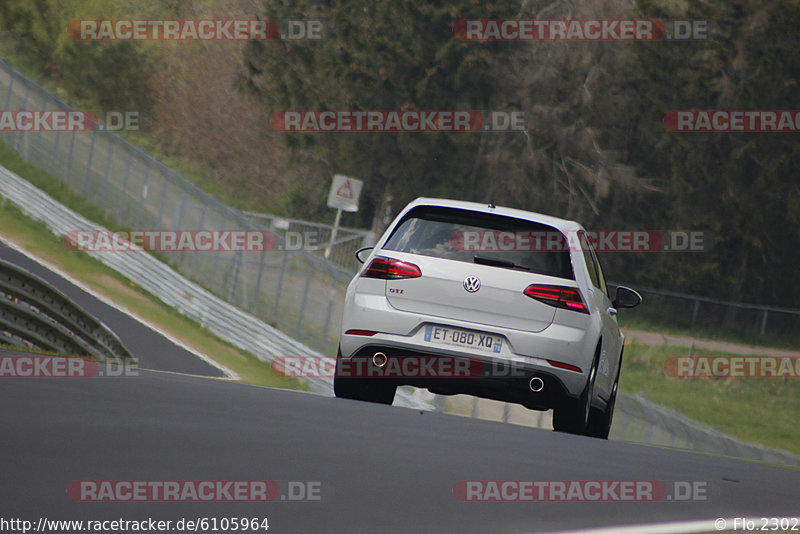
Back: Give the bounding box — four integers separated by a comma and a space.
488, 200, 496, 209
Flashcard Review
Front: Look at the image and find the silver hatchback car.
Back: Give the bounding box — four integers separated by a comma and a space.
334, 198, 641, 438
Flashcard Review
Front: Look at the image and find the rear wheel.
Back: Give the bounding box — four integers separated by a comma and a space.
333, 346, 396, 405
552, 345, 599, 435
585, 348, 622, 440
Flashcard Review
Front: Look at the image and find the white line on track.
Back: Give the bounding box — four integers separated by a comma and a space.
540, 516, 800, 534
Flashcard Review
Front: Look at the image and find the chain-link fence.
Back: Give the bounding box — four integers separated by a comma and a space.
1, 59, 797, 465
608, 283, 800, 341
243, 210, 375, 273
0, 59, 369, 355
3, 159, 796, 465
443, 393, 798, 466
3, 56, 799, 353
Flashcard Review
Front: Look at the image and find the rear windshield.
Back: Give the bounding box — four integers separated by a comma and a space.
383, 206, 574, 279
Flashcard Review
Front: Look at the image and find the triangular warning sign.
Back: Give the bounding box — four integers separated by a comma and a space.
336, 179, 354, 199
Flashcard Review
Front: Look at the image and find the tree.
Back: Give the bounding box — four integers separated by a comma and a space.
0, 0, 152, 112
241, 0, 520, 232
626, 0, 800, 306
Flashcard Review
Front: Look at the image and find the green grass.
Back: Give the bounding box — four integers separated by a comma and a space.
620, 342, 800, 457
1, 87, 797, 458
0, 193, 302, 389
0, 138, 342, 354
0, 48, 295, 219
2, 145, 798, 461
0, 141, 128, 230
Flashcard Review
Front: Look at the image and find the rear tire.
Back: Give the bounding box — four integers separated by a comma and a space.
585, 348, 622, 440
333, 345, 396, 405
552, 345, 599, 435
585, 389, 616, 439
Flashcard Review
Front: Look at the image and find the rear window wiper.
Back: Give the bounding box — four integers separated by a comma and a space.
473, 256, 530, 271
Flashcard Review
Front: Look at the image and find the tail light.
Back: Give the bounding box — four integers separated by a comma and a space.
344, 329, 377, 336
547, 359, 583, 373
363, 256, 421, 279
524, 284, 588, 314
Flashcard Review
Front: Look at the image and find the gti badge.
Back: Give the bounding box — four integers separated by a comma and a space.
463, 276, 481, 293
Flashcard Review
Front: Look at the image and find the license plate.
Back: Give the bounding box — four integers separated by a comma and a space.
424, 325, 502, 353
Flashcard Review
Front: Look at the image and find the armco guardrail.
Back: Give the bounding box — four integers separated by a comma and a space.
453, 392, 798, 466
0, 59, 795, 464
0, 163, 433, 410
0, 259, 134, 362
614, 392, 798, 466
0, 58, 355, 354
1, 153, 797, 466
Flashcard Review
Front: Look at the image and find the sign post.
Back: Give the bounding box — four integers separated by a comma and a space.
326, 174, 363, 258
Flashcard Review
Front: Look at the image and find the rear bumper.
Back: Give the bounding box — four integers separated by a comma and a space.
340, 319, 594, 400
341, 276, 599, 402
336, 343, 581, 410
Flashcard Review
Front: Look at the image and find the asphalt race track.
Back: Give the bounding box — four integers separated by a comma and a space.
0, 242, 224, 377
2, 246, 799, 533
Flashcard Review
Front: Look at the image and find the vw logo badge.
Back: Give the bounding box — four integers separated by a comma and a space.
463, 276, 481, 293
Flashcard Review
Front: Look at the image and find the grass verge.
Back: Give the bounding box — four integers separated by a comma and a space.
0, 196, 302, 389
1, 138, 796, 458
620, 342, 800, 458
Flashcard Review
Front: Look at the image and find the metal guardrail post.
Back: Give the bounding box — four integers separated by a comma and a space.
119, 147, 133, 220
321, 276, 337, 345
82, 128, 98, 197
135, 159, 151, 228
3, 69, 14, 111
14, 81, 30, 154
295, 265, 314, 338
251, 248, 267, 314
100, 134, 116, 210
273, 250, 289, 320
690, 300, 700, 328
190, 201, 209, 279
227, 252, 241, 303
65, 128, 77, 184
239, 251, 248, 311
156, 171, 169, 228
173, 190, 187, 228
50, 128, 62, 179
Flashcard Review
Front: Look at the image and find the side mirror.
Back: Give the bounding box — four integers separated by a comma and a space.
613, 286, 642, 309
355, 247, 374, 264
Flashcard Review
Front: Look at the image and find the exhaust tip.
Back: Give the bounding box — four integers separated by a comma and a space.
372, 352, 388, 367
529, 376, 544, 393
